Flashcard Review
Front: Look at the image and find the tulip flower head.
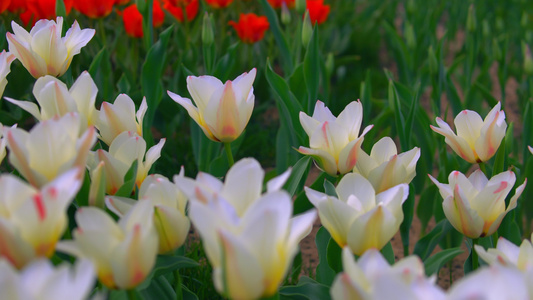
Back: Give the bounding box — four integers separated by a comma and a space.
429, 170, 526, 238
74, 0, 116, 18
6, 17, 95, 78
106, 171, 190, 254
306, 0, 330, 24
0, 258, 95, 300
0, 50, 15, 98
26, 0, 73, 21
354, 137, 420, 193
298, 100, 373, 176
57, 201, 158, 289
121, 1, 164, 38
205, 0, 233, 8
88, 131, 165, 195
268, 0, 295, 8
5, 72, 98, 131
5, 113, 96, 187
228, 14, 270, 44
175, 158, 315, 299
430, 102, 507, 163
331, 248, 446, 300
95, 94, 147, 146
168, 69, 256, 143
305, 173, 408, 255
0, 169, 82, 269
475, 235, 533, 272
163, 0, 199, 22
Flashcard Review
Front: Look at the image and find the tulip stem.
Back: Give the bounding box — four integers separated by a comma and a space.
478, 162, 487, 175
492, 231, 499, 247
224, 142, 235, 167
175, 269, 183, 300
471, 238, 480, 270
127, 289, 137, 300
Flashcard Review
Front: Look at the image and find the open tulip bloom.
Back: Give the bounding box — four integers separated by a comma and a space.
475, 234, 533, 272
331, 247, 446, 300
430, 102, 507, 163
298, 100, 373, 176
168, 69, 256, 143
6, 17, 95, 78
305, 173, 408, 256
429, 170, 526, 238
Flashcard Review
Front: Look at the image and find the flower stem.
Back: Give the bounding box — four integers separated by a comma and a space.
175, 269, 183, 300
127, 289, 137, 300
471, 238, 480, 270
478, 162, 487, 175
492, 231, 499, 247
224, 142, 234, 167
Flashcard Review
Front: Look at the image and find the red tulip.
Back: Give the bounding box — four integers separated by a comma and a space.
74, 0, 115, 18
205, 0, 232, 8
121, 0, 164, 38
163, 0, 198, 22
267, 0, 294, 9
306, 0, 329, 24
228, 13, 269, 44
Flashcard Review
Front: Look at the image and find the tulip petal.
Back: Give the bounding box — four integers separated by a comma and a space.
442, 185, 484, 238
336, 173, 376, 211
336, 100, 363, 140
221, 158, 264, 216
454, 109, 484, 149
3, 97, 42, 121
431, 118, 477, 163
347, 204, 398, 255
186, 75, 222, 113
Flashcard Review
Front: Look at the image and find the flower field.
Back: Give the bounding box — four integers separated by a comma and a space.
1, 0, 533, 299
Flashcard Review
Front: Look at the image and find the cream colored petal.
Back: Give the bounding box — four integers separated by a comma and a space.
336, 100, 364, 140
6, 32, 47, 78
369, 137, 398, 163
331, 272, 368, 300
431, 118, 477, 163
3, 97, 42, 120
299, 111, 321, 137
476, 106, 506, 162
442, 185, 484, 238
105, 196, 135, 218
297, 146, 338, 176
221, 158, 264, 216
454, 110, 484, 147
311, 100, 336, 123
188, 201, 223, 266
336, 173, 376, 210
203, 81, 242, 142
153, 204, 190, 254
266, 168, 291, 193
317, 198, 359, 248
186, 75, 222, 113
470, 171, 515, 221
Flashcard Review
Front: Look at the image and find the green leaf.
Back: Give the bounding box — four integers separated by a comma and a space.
283, 156, 312, 197
116, 73, 132, 94
141, 25, 174, 146
280, 276, 331, 300
114, 160, 139, 197
138, 275, 175, 300
315, 227, 336, 286
326, 238, 342, 273
303, 26, 320, 113
416, 185, 438, 234
293, 172, 327, 215
413, 219, 453, 260
400, 184, 416, 256
259, 0, 293, 74
138, 255, 199, 290
424, 247, 463, 276
75, 169, 92, 207
55, 0, 67, 18
323, 179, 337, 197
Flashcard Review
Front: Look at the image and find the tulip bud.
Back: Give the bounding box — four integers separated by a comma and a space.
302, 10, 313, 48
523, 42, 533, 75
281, 2, 291, 25
466, 4, 476, 33
325, 52, 334, 77
295, 0, 306, 13
202, 12, 214, 46
428, 45, 438, 75
404, 21, 415, 49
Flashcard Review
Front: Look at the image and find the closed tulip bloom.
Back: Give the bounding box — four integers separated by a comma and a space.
6, 17, 95, 78
168, 69, 256, 143
5, 113, 96, 187
331, 248, 446, 300
475, 235, 533, 272
57, 201, 158, 289
5, 72, 98, 130
205, 0, 233, 8
429, 170, 526, 238
430, 102, 507, 163
106, 171, 190, 254
0, 169, 82, 269
74, 0, 115, 18
228, 14, 270, 44
354, 137, 420, 193
448, 264, 531, 300
95, 94, 147, 146
0, 258, 95, 300
305, 173, 408, 255
0, 50, 15, 98
298, 100, 373, 176
306, 0, 330, 24
88, 131, 165, 195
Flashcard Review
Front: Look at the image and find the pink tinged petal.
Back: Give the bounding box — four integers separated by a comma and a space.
476, 108, 507, 162
297, 146, 338, 176
431, 118, 477, 163
205, 80, 241, 142
0, 219, 36, 269
336, 100, 364, 140
30, 23, 67, 76
221, 158, 264, 215
7, 33, 47, 78
443, 185, 484, 238
299, 111, 321, 137
454, 109, 484, 149
3, 98, 42, 120
347, 204, 399, 256
337, 125, 373, 174
484, 178, 527, 236
217, 230, 264, 300
186, 75, 223, 113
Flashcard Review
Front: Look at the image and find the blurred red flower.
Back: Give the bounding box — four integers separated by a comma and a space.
205, 0, 232, 9
115, 0, 130, 5
0, 0, 10, 14
267, 0, 294, 9
163, 0, 198, 22
306, 0, 329, 24
74, 0, 115, 18
228, 13, 269, 44
8, 0, 26, 13
27, 0, 73, 20
121, 0, 164, 38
